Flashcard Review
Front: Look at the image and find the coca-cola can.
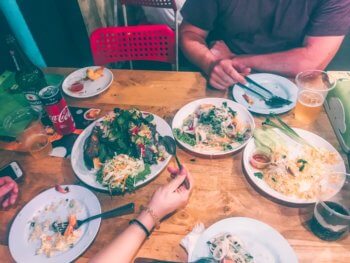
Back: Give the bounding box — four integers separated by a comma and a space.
39, 85, 76, 135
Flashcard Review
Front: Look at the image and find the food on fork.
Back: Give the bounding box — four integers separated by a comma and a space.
86, 67, 104, 81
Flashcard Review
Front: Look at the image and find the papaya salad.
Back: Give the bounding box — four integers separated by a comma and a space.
84, 108, 168, 194
174, 102, 251, 153
250, 116, 341, 200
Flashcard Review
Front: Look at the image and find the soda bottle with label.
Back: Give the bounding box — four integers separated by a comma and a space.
6, 35, 47, 115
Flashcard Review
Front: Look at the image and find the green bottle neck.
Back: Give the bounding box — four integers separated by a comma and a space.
7, 36, 38, 73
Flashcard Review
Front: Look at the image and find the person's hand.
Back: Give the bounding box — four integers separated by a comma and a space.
0, 176, 19, 208
148, 166, 193, 219
208, 58, 251, 90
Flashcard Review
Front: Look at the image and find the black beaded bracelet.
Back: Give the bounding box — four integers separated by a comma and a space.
129, 219, 151, 237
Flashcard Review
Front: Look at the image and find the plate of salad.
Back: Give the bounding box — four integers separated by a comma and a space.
172, 98, 255, 156
71, 108, 172, 194
243, 115, 346, 204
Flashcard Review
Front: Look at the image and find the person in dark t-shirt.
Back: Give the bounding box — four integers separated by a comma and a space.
180, 0, 350, 90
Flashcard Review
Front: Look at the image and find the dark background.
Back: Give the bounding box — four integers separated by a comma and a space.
0, 0, 93, 74
0, 0, 349, 74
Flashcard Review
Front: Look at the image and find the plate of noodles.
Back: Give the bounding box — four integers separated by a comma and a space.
243, 125, 346, 205
190, 217, 297, 263
172, 98, 255, 156
9, 185, 101, 263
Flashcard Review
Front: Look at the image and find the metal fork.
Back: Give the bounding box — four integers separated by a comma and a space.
52, 202, 134, 234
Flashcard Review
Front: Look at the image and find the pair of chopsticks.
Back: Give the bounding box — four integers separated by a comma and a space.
237, 76, 293, 106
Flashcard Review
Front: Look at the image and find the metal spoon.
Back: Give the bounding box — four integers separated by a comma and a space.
160, 136, 190, 189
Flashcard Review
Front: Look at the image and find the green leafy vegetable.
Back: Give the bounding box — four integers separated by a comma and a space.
297, 159, 308, 172
173, 128, 196, 146
262, 115, 311, 146
254, 172, 264, 179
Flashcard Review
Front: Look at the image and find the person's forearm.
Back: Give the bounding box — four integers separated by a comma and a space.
180, 31, 217, 74
90, 211, 155, 263
234, 47, 328, 77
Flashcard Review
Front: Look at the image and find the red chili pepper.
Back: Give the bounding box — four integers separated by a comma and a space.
138, 144, 145, 157
130, 126, 139, 135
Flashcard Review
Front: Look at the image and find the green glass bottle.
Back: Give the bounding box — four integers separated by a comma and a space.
6, 35, 47, 115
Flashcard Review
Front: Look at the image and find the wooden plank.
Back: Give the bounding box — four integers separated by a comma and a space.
0, 68, 348, 263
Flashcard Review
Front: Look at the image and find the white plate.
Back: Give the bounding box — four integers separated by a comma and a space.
62, 66, 113, 98
233, 73, 298, 115
9, 185, 101, 263
172, 98, 255, 156
71, 112, 173, 191
243, 128, 346, 204
190, 217, 297, 263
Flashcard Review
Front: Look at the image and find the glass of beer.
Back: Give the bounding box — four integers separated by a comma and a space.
295, 70, 336, 124
3, 107, 52, 158
309, 172, 350, 241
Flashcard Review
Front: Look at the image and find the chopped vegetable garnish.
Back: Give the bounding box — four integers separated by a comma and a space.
254, 172, 264, 179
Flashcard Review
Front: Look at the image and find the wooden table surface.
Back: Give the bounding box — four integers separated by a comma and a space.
0, 68, 349, 263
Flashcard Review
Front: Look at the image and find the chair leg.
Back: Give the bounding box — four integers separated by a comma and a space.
175, 10, 179, 71
113, 0, 118, 26
122, 4, 128, 26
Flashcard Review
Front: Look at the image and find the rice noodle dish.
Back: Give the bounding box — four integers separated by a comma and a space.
252, 127, 341, 200
174, 103, 251, 153
207, 233, 254, 263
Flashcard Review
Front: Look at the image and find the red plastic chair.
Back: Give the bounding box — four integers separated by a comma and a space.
120, 0, 179, 71
90, 25, 175, 69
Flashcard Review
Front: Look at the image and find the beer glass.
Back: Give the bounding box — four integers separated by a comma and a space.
310, 172, 350, 241
295, 70, 336, 124
3, 107, 52, 158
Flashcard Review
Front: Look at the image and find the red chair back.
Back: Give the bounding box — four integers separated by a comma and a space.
90, 25, 176, 66
120, 0, 177, 10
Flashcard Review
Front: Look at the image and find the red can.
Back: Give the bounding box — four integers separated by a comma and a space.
39, 85, 76, 135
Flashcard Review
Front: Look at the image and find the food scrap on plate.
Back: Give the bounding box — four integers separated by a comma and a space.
86, 67, 104, 81
242, 93, 254, 105
28, 199, 82, 257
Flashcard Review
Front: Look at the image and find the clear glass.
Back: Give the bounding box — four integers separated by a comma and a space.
3, 107, 52, 158
309, 172, 350, 241
294, 70, 336, 124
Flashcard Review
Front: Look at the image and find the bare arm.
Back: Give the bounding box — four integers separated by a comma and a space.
90, 167, 194, 263
179, 21, 214, 74
180, 21, 250, 90
233, 36, 344, 76
90, 212, 155, 263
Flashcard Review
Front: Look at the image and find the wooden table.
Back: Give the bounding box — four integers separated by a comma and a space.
0, 68, 349, 263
